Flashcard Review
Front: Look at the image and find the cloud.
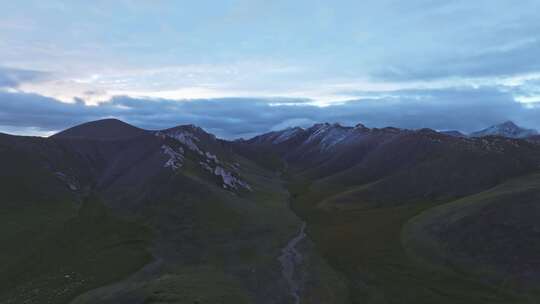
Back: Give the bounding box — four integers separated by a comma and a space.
372, 39, 540, 81
331, 88, 539, 132
270, 118, 317, 131
0, 67, 49, 88
3, 1, 540, 102
1, 86, 540, 139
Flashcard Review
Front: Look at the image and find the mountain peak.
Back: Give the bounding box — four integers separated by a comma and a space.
470, 121, 538, 139
161, 124, 215, 141
500, 120, 518, 128
310, 122, 331, 129
51, 118, 147, 140
354, 123, 371, 133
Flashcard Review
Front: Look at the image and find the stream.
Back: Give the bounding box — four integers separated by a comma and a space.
278, 222, 307, 304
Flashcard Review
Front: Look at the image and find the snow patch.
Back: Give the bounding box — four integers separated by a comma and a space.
306, 124, 331, 143
205, 151, 219, 163
213, 166, 251, 191
157, 130, 204, 155
199, 161, 213, 172
54, 172, 79, 191
161, 145, 184, 170
306, 124, 352, 150
273, 128, 303, 144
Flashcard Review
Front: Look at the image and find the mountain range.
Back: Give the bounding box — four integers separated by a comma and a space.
2, 118, 540, 304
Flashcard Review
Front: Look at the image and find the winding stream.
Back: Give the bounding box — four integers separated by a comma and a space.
278, 222, 307, 304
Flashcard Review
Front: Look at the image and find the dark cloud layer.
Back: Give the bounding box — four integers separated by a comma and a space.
0, 87, 539, 139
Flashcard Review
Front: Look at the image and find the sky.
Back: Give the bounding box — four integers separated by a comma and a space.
1, 0, 540, 138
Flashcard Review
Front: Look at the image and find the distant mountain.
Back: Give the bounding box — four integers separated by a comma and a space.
470, 121, 538, 138
241, 122, 540, 204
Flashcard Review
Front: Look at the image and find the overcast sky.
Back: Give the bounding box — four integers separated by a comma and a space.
1, 0, 539, 138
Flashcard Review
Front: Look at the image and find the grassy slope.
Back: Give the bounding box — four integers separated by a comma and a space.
403, 173, 540, 292
139, 266, 251, 303
0, 142, 153, 304
288, 178, 531, 304
0, 197, 152, 304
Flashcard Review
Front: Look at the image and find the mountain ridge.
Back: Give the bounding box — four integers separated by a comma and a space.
6, 118, 538, 142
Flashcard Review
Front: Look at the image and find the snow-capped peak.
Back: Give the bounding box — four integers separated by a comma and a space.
470, 121, 538, 139
272, 127, 303, 144
305, 123, 353, 150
